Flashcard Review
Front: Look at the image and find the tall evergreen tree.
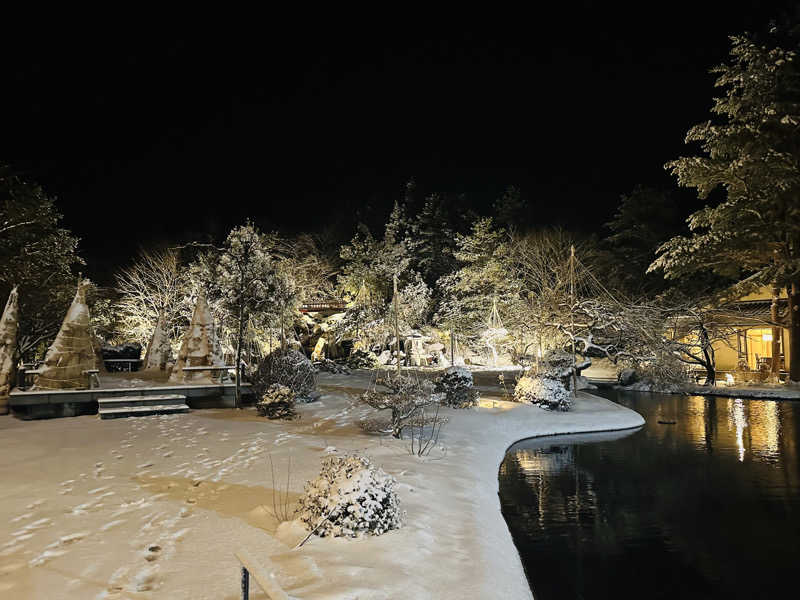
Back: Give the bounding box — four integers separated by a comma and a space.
604, 186, 686, 297
408, 194, 456, 288
436, 217, 517, 343
650, 32, 800, 380
0, 165, 84, 359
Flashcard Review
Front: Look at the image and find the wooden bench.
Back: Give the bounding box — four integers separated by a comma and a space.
103, 358, 142, 372
182, 365, 235, 383
17, 367, 43, 390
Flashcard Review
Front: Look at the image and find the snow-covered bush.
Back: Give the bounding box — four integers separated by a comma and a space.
314, 358, 350, 374
346, 348, 379, 369
254, 349, 316, 399
256, 383, 298, 420
296, 455, 403, 538
360, 375, 443, 438
513, 375, 570, 410
538, 349, 575, 380
513, 350, 573, 411
434, 366, 479, 408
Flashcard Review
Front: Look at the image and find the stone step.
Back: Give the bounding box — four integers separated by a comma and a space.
97, 394, 190, 419
99, 403, 190, 419
97, 394, 187, 409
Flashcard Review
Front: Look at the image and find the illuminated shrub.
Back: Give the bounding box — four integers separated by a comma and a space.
434, 366, 479, 408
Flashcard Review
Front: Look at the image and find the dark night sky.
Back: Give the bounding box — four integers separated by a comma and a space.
3, 3, 799, 282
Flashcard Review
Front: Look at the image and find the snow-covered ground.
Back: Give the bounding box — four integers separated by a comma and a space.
0, 371, 643, 599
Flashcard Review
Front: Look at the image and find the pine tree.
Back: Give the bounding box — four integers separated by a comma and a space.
650, 32, 800, 381
604, 186, 686, 297
216, 222, 276, 406
0, 165, 84, 359
408, 194, 456, 288
436, 217, 517, 343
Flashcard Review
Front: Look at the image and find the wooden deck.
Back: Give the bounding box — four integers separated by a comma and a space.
9, 378, 254, 419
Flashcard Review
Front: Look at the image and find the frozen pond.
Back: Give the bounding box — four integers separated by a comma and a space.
499, 390, 800, 599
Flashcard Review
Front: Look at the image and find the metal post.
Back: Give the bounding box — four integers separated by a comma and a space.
241, 566, 249, 600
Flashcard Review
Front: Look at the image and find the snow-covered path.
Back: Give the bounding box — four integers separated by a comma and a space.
0, 373, 643, 599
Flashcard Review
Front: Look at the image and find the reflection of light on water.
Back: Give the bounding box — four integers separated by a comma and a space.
728, 398, 748, 462
750, 401, 780, 460
515, 447, 574, 474
685, 396, 707, 449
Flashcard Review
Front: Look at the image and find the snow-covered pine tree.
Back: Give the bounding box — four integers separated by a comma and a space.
650, 32, 800, 381
0, 165, 84, 360
216, 222, 276, 406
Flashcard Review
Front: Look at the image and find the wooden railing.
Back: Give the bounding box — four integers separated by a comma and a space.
235, 549, 291, 600
299, 301, 347, 313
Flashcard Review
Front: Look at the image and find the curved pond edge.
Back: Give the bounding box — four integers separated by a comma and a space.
461, 391, 645, 599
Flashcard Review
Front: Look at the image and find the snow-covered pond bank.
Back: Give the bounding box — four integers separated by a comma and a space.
0, 370, 643, 599
500, 389, 800, 599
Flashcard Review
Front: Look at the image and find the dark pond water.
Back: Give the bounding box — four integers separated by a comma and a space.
498, 390, 800, 600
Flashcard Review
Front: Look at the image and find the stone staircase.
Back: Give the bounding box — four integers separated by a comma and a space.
98, 394, 190, 419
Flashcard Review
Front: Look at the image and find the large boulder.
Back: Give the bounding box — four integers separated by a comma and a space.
618, 368, 638, 386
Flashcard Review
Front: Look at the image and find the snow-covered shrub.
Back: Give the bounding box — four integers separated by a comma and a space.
254, 349, 316, 400
360, 375, 443, 438
513, 375, 570, 410
346, 348, 379, 369
513, 350, 574, 411
314, 359, 350, 374
434, 366, 479, 408
256, 383, 298, 420
296, 454, 403, 538
538, 349, 575, 380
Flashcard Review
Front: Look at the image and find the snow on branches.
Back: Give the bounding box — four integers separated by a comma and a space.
359, 375, 444, 438
296, 454, 403, 538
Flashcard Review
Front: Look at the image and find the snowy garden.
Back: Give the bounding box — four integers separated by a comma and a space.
1, 23, 800, 600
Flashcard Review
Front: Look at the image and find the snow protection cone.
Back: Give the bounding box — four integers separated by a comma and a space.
0, 286, 19, 414
143, 313, 172, 371
169, 292, 217, 384
35, 279, 98, 390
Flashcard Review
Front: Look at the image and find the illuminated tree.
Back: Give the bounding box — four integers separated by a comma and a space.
650, 32, 800, 381
115, 248, 186, 348
216, 222, 276, 406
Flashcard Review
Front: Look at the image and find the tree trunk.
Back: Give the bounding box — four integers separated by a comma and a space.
700, 325, 716, 386
235, 306, 245, 409
393, 274, 400, 377
790, 281, 800, 382
704, 363, 716, 387
771, 286, 782, 379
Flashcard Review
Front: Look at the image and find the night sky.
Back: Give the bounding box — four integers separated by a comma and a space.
3, 3, 799, 282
